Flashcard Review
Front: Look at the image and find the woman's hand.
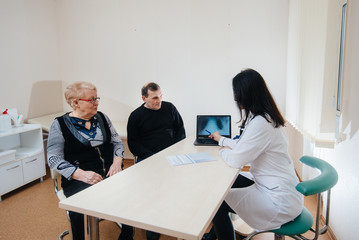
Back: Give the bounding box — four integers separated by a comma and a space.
209, 131, 222, 142
72, 168, 103, 185
107, 156, 123, 177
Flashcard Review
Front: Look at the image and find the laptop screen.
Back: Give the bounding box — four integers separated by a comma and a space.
197, 115, 231, 138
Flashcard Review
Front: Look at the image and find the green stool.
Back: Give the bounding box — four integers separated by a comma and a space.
245, 155, 338, 240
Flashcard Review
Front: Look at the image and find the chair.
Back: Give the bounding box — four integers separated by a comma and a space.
133, 155, 138, 164
50, 168, 71, 240
50, 169, 124, 239
244, 155, 338, 240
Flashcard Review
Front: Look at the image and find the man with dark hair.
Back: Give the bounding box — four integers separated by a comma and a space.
127, 82, 186, 240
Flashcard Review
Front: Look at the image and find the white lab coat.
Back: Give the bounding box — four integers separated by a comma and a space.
219, 115, 303, 231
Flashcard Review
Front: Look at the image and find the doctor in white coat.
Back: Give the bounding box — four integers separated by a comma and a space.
209, 69, 303, 240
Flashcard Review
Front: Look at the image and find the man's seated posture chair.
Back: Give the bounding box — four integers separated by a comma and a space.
244, 155, 338, 240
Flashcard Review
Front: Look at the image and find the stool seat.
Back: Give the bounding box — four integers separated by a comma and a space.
271, 207, 313, 236
245, 156, 338, 240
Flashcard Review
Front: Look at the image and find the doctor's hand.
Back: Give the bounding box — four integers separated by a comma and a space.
209, 131, 222, 142
72, 169, 103, 185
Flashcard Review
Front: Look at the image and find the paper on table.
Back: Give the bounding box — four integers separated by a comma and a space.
167, 152, 216, 166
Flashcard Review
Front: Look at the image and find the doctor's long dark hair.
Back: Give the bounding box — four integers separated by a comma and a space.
233, 69, 285, 128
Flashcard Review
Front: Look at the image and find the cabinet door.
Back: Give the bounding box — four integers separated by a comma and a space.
0, 161, 23, 196
22, 152, 45, 184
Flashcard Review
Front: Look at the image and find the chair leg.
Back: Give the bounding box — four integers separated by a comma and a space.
58, 230, 69, 240
243, 231, 261, 240
274, 233, 285, 240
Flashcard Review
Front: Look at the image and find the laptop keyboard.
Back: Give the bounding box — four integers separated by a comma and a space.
197, 138, 218, 144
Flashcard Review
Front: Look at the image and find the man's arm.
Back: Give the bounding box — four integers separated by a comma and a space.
171, 104, 186, 142
127, 113, 155, 159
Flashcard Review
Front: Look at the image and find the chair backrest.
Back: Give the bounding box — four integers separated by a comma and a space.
27, 80, 63, 119
296, 156, 338, 196
50, 168, 61, 180
49, 168, 67, 201
49, 169, 72, 238
298, 155, 338, 239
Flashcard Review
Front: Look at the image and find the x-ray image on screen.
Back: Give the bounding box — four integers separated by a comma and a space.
197, 116, 230, 136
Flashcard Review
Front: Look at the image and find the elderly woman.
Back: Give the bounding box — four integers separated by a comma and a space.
47, 82, 133, 240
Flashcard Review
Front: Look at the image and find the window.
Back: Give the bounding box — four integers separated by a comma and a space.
336, 3, 347, 112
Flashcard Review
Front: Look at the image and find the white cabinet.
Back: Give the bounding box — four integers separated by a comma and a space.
0, 124, 45, 201
0, 161, 23, 195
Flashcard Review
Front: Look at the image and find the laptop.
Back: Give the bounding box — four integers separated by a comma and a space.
194, 115, 231, 146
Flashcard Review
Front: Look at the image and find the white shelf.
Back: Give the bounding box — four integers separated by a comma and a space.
0, 124, 42, 137
0, 124, 45, 201
15, 147, 43, 157
0, 149, 16, 165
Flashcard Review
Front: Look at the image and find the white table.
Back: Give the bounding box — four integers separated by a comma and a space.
59, 135, 239, 240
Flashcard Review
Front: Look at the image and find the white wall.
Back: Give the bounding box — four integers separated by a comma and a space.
286, 1, 359, 239
317, 1, 359, 239
1, 0, 289, 135
0, 0, 60, 118
286, 0, 342, 144
55, 0, 289, 134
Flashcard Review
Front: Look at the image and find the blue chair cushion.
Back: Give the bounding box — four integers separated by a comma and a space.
271, 207, 313, 236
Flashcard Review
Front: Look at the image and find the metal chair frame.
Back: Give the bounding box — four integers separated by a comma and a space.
51, 169, 124, 239
51, 169, 71, 240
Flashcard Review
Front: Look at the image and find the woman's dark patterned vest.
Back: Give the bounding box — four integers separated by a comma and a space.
57, 111, 113, 189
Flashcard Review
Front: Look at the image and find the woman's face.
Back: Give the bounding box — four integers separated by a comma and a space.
74, 88, 98, 118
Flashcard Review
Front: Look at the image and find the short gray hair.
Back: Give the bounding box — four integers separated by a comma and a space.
64, 81, 97, 108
